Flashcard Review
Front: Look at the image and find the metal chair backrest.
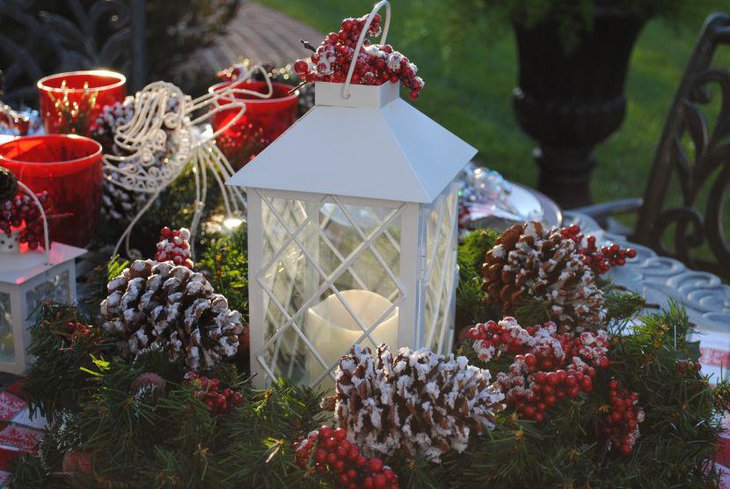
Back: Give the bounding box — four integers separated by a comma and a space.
636, 13, 730, 279
0, 0, 146, 106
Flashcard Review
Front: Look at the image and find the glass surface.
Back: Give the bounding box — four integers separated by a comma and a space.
423, 184, 459, 353
209, 81, 298, 169
0, 293, 14, 363
25, 270, 71, 320
37, 70, 126, 136
257, 194, 405, 386
0, 135, 103, 247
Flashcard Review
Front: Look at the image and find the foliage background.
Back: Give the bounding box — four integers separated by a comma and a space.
257, 0, 729, 227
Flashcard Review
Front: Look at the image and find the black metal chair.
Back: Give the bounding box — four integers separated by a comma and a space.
577, 13, 730, 280
0, 0, 146, 106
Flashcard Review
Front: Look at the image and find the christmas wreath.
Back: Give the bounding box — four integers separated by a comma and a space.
7, 220, 728, 489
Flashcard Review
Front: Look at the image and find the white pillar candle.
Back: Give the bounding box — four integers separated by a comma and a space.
306, 289, 398, 385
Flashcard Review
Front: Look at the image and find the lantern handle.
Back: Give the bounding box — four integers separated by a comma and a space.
342, 0, 391, 99
16, 182, 50, 264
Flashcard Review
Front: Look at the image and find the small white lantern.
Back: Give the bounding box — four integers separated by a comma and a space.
228, 2, 476, 387
0, 184, 85, 374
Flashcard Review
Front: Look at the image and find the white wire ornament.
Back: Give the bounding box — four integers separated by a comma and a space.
103, 66, 276, 257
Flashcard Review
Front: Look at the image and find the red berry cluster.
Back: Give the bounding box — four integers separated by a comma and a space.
293, 426, 399, 489
676, 359, 702, 374
469, 318, 610, 423
155, 227, 193, 268
293, 14, 424, 99
561, 224, 637, 275
63, 321, 92, 347
0, 192, 52, 249
65, 321, 91, 336
604, 378, 644, 455
183, 372, 243, 415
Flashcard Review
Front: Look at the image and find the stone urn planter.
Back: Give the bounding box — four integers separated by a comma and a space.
512, 4, 647, 208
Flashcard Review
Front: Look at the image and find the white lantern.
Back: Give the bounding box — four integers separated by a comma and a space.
228, 2, 476, 387
0, 183, 85, 374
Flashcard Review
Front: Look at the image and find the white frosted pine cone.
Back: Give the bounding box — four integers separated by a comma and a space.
333, 344, 504, 463
100, 259, 244, 370
482, 222, 605, 332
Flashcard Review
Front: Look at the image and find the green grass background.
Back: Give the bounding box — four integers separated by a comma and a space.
258, 0, 728, 211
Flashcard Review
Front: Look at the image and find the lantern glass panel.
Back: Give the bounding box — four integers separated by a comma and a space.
257, 192, 405, 386
26, 270, 71, 315
423, 184, 459, 352
0, 293, 13, 362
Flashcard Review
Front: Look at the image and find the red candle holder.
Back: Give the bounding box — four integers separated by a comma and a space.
209, 80, 298, 169
0, 135, 103, 247
37, 70, 126, 136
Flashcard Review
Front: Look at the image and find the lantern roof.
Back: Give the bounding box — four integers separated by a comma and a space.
0, 243, 85, 285
228, 82, 477, 203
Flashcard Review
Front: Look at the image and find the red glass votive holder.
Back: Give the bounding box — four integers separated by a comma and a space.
209, 80, 298, 169
37, 70, 126, 136
0, 135, 103, 247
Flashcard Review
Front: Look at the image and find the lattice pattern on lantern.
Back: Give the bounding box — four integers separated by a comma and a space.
256, 191, 407, 387
423, 183, 459, 354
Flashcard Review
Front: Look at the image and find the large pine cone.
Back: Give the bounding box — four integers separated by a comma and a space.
333, 344, 504, 463
100, 259, 244, 370
482, 222, 604, 332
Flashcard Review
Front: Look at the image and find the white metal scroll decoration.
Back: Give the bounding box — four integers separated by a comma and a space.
104, 65, 274, 257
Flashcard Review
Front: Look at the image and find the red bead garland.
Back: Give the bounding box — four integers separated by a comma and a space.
0, 192, 52, 249
155, 227, 193, 268
183, 372, 243, 415
561, 224, 637, 275
293, 426, 399, 489
293, 14, 424, 99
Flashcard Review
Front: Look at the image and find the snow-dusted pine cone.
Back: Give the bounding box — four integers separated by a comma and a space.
92, 97, 135, 153
482, 222, 604, 332
332, 344, 504, 463
100, 259, 244, 370
93, 97, 148, 222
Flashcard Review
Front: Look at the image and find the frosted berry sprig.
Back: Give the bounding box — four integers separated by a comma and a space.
183, 372, 243, 415
65, 321, 91, 337
469, 317, 609, 369
154, 227, 193, 268
60, 321, 93, 348
293, 13, 424, 99
468, 318, 610, 422
561, 224, 637, 275
0, 191, 52, 250
293, 425, 399, 489
604, 378, 644, 455
676, 359, 702, 374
